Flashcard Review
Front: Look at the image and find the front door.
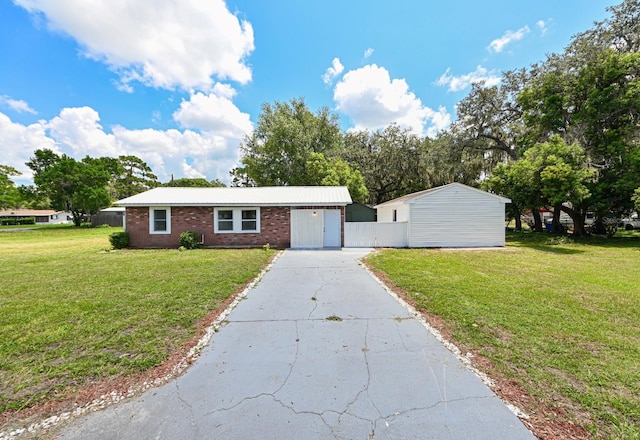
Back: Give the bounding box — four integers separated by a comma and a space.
323, 209, 341, 248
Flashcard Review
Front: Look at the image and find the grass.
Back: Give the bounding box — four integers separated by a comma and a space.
366, 232, 640, 440
0, 225, 275, 413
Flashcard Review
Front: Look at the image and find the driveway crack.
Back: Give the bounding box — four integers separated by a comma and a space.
274, 320, 300, 395
174, 380, 198, 433
342, 319, 380, 435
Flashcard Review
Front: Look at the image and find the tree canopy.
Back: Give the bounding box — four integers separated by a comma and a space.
471, 0, 640, 233
0, 165, 22, 210
233, 98, 343, 187
163, 177, 226, 187
110, 155, 159, 199
26, 150, 113, 226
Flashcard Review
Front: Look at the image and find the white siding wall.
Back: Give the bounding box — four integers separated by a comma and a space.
376, 204, 409, 223
344, 222, 408, 247
377, 206, 394, 223
408, 186, 507, 247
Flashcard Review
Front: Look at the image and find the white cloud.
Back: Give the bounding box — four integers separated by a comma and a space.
426, 106, 452, 138
111, 125, 240, 183
0, 112, 56, 182
487, 25, 530, 53
0, 95, 37, 114
0, 103, 250, 185
333, 64, 450, 137
363, 48, 374, 59
48, 107, 120, 157
322, 58, 345, 85
436, 65, 501, 92
537, 20, 548, 35
173, 86, 253, 139
15, 0, 255, 91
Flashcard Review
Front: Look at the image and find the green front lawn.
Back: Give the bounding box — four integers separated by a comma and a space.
366, 233, 640, 439
0, 226, 274, 413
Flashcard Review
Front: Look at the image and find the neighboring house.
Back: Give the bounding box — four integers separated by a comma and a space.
0, 210, 72, 225
116, 186, 352, 249
345, 203, 376, 222
91, 207, 125, 227
374, 182, 511, 248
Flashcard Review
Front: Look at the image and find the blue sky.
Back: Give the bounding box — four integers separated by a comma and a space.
0, 0, 617, 185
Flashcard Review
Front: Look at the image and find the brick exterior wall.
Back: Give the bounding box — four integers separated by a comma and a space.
125, 206, 291, 248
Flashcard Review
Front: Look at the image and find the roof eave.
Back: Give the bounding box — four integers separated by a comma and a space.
117, 202, 351, 207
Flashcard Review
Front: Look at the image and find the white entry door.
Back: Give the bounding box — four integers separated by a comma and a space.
323, 209, 341, 248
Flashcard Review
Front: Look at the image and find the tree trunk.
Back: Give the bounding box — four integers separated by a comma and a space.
71, 209, 83, 227
551, 203, 564, 233
572, 216, 588, 237
532, 208, 544, 232
561, 206, 588, 237
514, 214, 522, 231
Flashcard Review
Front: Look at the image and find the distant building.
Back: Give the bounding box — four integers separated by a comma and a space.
91, 207, 125, 227
0, 210, 72, 225
345, 203, 376, 222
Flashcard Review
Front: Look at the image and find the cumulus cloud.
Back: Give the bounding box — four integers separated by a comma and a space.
0, 112, 57, 181
333, 64, 450, 137
436, 65, 501, 92
0, 95, 37, 114
487, 25, 530, 53
0, 102, 251, 185
111, 125, 240, 182
15, 0, 255, 91
322, 58, 344, 85
173, 85, 253, 138
363, 48, 374, 59
48, 107, 120, 157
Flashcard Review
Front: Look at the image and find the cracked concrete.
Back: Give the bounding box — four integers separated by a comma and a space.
56, 249, 534, 440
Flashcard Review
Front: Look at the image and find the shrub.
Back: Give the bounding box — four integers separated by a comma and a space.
0, 217, 36, 225
179, 231, 200, 249
109, 232, 130, 249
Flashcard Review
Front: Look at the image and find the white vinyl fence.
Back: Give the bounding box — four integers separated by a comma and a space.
344, 222, 408, 248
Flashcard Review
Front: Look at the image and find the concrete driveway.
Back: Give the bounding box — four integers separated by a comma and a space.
57, 249, 534, 440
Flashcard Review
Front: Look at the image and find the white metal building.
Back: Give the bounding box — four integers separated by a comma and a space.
374, 182, 511, 248
0, 209, 72, 225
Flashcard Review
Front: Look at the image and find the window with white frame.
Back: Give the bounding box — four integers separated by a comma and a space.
214, 207, 260, 233
217, 210, 233, 231
150, 207, 171, 234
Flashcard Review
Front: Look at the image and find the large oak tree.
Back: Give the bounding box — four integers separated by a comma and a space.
26, 150, 112, 226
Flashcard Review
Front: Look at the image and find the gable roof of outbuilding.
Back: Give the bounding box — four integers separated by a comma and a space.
374, 182, 511, 208
116, 186, 353, 207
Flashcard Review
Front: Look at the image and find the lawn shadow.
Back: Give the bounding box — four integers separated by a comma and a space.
506, 231, 640, 254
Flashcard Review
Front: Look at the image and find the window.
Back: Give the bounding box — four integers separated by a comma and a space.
214, 208, 260, 233
150, 207, 171, 234
392, 209, 397, 222
217, 210, 234, 231
242, 210, 257, 231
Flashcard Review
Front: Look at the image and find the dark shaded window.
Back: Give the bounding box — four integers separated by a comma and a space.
241, 209, 257, 231
153, 209, 167, 231
218, 210, 233, 231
